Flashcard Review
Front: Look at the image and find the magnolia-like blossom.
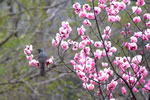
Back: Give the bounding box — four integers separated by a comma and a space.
83, 4, 91, 11
132, 6, 142, 15
133, 16, 141, 23
61, 41, 69, 50
128, 43, 137, 51
86, 13, 95, 19
77, 25, 85, 36
121, 87, 127, 95
130, 36, 137, 43
83, 19, 91, 26
94, 7, 101, 15
107, 80, 118, 91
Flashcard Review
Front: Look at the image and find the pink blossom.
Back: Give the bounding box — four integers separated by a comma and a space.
87, 83, 94, 90
128, 43, 137, 51
130, 36, 137, 43
109, 47, 117, 53
119, 2, 126, 10
132, 87, 139, 93
29, 59, 38, 67
108, 16, 120, 23
104, 26, 111, 34
94, 49, 102, 60
136, 0, 145, 6
126, 23, 130, 28
73, 42, 78, 51
94, 41, 103, 48
123, 0, 129, 4
24, 45, 33, 55
102, 62, 108, 67
98, 4, 106, 9
143, 13, 150, 20
52, 39, 59, 46
79, 41, 86, 49
46, 56, 54, 66
79, 11, 87, 18
86, 13, 95, 19
132, 6, 142, 15
107, 80, 118, 91
146, 43, 150, 50
142, 35, 149, 41
83, 4, 91, 11
132, 55, 142, 64
121, 87, 127, 95
94, 7, 101, 15
61, 41, 69, 50
121, 31, 126, 35
83, 19, 91, 26
73, 2, 81, 10
146, 21, 150, 27
145, 29, 150, 38
133, 16, 141, 23
26, 55, 33, 61
134, 32, 142, 38
77, 25, 85, 36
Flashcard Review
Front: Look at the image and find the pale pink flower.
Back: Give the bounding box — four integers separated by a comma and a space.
73, 2, 81, 10
86, 13, 95, 19
83, 4, 91, 11
94, 49, 102, 59
94, 41, 103, 48
83, 19, 91, 26
46, 56, 54, 66
130, 36, 137, 43
121, 87, 127, 95
109, 47, 117, 53
126, 23, 130, 28
133, 16, 141, 23
107, 80, 118, 91
104, 26, 111, 34
142, 35, 149, 41
119, 2, 126, 10
146, 43, 150, 50
136, 0, 145, 6
77, 25, 85, 36
134, 32, 142, 38
146, 21, 150, 27
145, 29, 150, 38
132, 6, 142, 14
102, 62, 108, 67
132, 55, 142, 64
26, 55, 33, 61
79, 11, 87, 18
79, 41, 86, 49
94, 7, 101, 15
128, 43, 137, 51
143, 13, 150, 20
132, 87, 139, 93
87, 83, 94, 90
61, 41, 69, 50
52, 39, 59, 46
29, 59, 38, 66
